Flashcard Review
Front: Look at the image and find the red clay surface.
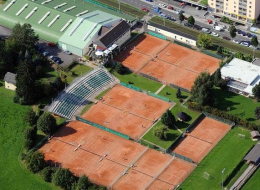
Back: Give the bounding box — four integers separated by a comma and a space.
173, 118, 230, 163
140, 59, 199, 90
189, 117, 230, 145
40, 121, 197, 190
133, 149, 171, 176
157, 158, 195, 186
115, 34, 169, 72
112, 170, 153, 190
157, 43, 220, 74
82, 85, 171, 139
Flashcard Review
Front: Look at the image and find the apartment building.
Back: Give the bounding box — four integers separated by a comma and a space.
208, 0, 260, 23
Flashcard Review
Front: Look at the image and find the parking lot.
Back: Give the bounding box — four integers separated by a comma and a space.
37, 41, 79, 67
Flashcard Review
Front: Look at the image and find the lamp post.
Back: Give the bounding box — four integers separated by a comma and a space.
222, 168, 226, 190
253, 46, 257, 59
118, 0, 121, 11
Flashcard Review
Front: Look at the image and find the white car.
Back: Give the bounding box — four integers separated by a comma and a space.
211, 32, 219, 37
159, 3, 166, 8
232, 39, 240, 44
240, 42, 249, 47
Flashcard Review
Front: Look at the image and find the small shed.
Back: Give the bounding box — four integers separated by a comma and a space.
177, 112, 188, 122
244, 143, 260, 165
4, 72, 16, 91
251, 131, 260, 140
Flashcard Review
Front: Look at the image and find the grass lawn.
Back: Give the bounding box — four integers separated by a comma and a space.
113, 72, 162, 93
158, 85, 189, 104
142, 104, 200, 149
66, 64, 92, 84
180, 127, 255, 190
213, 88, 260, 124
225, 161, 249, 188
95, 88, 111, 100
242, 166, 260, 190
80, 102, 94, 115
0, 81, 57, 190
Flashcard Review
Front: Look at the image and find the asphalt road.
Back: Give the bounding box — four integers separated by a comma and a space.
121, 0, 256, 46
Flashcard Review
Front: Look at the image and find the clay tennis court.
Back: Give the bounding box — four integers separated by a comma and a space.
172, 117, 231, 163
157, 43, 220, 74
157, 158, 195, 186
82, 85, 171, 139
41, 121, 196, 189
115, 34, 169, 72
140, 58, 199, 90
189, 117, 230, 145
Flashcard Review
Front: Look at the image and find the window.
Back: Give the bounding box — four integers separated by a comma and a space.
234, 6, 236, 8
249, 14, 251, 17
249, 6, 251, 8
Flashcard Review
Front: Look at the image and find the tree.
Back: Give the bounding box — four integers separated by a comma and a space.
25, 107, 38, 126
229, 25, 237, 38
41, 166, 55, 182
23, 126, 37, 150
0, 40, 12, 77
253, 83, 260, 100
251, 36, 259, 47
244, 54, 253, 62
25, 151, 45, 173
234, 52, 244, 60
15, 51, 37, 104
36, 65, 45, 78
154, 125, 168, 140
176, 88, 182, 99
52, 168, 76, 190
179, 13, 184, 23
197, 33, 212, 49
214, 68, 222, 86
187, 16, 195, 26
255, 107, 260, 120
217, 46, 223, 55
76, 175, 91, 190
5, 23, 39, 54
54, 76, 65, 91
190, 72, 213, 106
116, 63, 128, 75
37, 112, 56, 135
161, 110, 175, 127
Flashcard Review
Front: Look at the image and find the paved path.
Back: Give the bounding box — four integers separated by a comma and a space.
155, 84, 166, 94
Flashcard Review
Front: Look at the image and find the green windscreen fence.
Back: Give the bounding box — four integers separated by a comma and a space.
120, 82, 141, 92
148, 92, 170, 102
85, 0, 121, 13
170, 151, 194, 163
75, 116, 130, 140
202, 50, 223, 59
148, 31, 167, 40
202, 112, 235, 127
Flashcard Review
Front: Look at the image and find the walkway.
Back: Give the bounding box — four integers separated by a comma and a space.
155, 84, 166, 95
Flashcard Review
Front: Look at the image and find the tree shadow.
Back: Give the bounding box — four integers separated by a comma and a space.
246, 118, 257, 122
167, 132, 180, 142
176, 121, 190, 130
54, 126, 77, 138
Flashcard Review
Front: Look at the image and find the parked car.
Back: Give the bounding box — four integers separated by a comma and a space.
222, 36, 231, 41
141, 7, 149, 12
240, 41, 250, 47
240, 31, 246, 36
247, 33, 252, 38
160, 13, 167, 18
159, 3, 166, 8
55, 58, 62, 64
236, 29, 241, 34
177, 10, 184, 14
167, 16, 176, 21
196, 6, 201, 10
42, 51, 49, 56
47, 42, 56, 47
146, 0, 152, 2
184, 22, 191, 27
211, 32, 219, 37
202, 28, 211, 34
64, 50, 72, 55
168, 6, 173, 10
232, 39, 240, 44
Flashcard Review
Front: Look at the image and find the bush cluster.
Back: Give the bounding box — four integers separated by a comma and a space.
188, 102, 260, 130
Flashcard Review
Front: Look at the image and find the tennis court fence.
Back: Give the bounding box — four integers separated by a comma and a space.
120, 82, 141, 92
148, 31, 167, 40
85, 0, 121, 13
148, 91, 171, 102
170, 83, 190, 93
202, 50, 223, 59
185, 113, 205, 133
174, 40, 193, 50
169, 151, 194, 163
140, 72, 160, 83
75, 116, 130, 140
202, 111, 235, 127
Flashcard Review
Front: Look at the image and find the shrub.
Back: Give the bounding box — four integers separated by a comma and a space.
25, 151, 45, 173
52, 168, 76, 190
41, 166, 55, 182
37, 112, 56, 135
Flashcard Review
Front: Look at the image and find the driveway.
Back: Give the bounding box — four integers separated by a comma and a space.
38, 41, 79, 67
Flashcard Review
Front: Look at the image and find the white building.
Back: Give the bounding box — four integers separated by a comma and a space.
221, 58, 260, 96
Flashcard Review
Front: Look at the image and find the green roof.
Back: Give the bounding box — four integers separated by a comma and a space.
0, 0, 134, 42
58, 10, 120, 49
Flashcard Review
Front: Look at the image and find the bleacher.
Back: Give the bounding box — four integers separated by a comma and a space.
48, 68, 114, 119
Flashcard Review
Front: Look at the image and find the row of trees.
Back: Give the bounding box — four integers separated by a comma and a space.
23, 151, 105, 190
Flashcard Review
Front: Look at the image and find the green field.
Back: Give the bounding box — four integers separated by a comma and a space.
95, 87, 111, 100
158, 85, 189, 104
180, 127, 255, 190
242, 167, 260, 190
142, 104, 200, 149
213, 88, 260, 124
0, 81, 57, 190
66, 64, 93, 84
226, 161, 249, 188
113, 72, 162, 93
